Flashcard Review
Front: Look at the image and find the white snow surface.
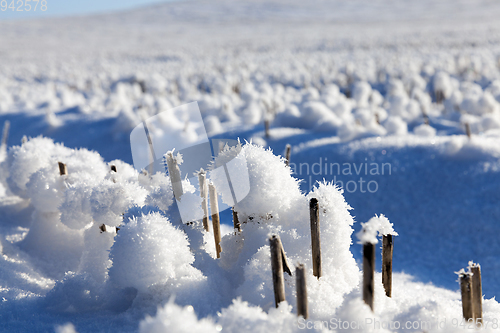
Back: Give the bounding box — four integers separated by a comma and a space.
1, 0, 500, 332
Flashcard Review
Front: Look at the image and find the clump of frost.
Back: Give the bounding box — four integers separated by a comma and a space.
413, 123, 437, 137
208, 141, 248, 207
139, 299, 218, 333
458, 82, 500, 116
299, 101, 342, 131
232, 180, 359, 317
4, 137, 153, 282
204, 115, 223, 135
352, 81, 372, 108
108, 212, 204, 293
477, 92, 499, 115
444, 90, 463, 113
433, 71, 453, 100
26, 166, 68, 213
59, 184, 94, 230
5, 138, 110, 277
209, 144, 360, 317
468, 261, 480, 271
376, 214, 399, 236
240, 102, 263, 125
357, 221, 379, 244
216, 299, 300, 333
6, 137, 107, 198
76, 224, 116, 284
273, 104, 301, 128
106, 159, 142, 183
357, 214, 398, 244
335, 297, 384, 332
60, 161, 144, 230
302, 182, 361, 316
89, 179, 147, 227
384, 116, 408, 135
455, 268, 472, 281
212, 143, 302, 224
177, 191, 204, 222
441, 136, 467, 155
481, 113, 500, 132
140, 299, 304, 333
144, 172, 175, 211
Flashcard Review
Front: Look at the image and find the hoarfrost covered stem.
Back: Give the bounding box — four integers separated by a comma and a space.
165, 150, 183, 201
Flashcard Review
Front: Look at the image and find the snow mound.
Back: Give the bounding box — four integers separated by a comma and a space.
109, 211, 204, 293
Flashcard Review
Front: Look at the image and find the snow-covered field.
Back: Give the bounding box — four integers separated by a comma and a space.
2, 0, 500, 332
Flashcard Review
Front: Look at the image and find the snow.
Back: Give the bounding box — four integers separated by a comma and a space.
356, 220, 379, 245
1, 0, 500, 331
139, 300, 218, 333
377, 215, 398, 237
356, 214, 398, 244
109, 212, 204, 293
384, 117, 408, 136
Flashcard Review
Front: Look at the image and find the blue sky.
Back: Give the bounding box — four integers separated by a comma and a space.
0, 0, 179, 20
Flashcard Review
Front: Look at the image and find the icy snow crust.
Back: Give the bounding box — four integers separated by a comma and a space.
2, 0, 500, 331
